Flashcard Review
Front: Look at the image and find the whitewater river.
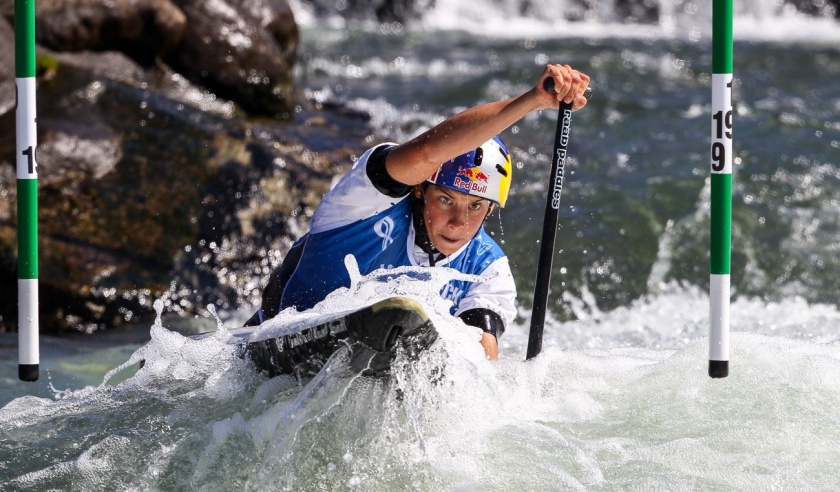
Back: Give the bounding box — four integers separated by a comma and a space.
3, 1, 840, 489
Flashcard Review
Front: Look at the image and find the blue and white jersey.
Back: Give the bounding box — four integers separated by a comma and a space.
280, 144, 517, 327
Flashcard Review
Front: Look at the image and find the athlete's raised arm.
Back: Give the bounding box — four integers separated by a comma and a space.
384, 64, 590, 186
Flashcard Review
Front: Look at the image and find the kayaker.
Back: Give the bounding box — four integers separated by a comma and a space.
247, 63, 590, 360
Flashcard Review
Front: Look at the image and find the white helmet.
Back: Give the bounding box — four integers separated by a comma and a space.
426, 136, 512, 207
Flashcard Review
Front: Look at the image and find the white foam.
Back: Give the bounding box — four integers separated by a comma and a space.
4, 270, 840, 489
289, 0, 840, 45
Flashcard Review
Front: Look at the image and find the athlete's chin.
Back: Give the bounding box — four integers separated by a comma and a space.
432, 236, 467, 256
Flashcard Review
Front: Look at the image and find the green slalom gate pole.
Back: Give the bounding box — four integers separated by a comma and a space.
15, 0, 39, 382
709, 0, 733, 379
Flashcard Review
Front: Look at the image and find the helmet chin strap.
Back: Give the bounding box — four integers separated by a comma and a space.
411, 192, 444, 266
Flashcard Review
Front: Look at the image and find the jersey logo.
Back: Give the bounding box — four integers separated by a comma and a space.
475, 241, 493, 256
373, 216, 395, 251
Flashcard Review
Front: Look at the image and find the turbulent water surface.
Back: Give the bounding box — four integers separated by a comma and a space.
3, 1, 840, 489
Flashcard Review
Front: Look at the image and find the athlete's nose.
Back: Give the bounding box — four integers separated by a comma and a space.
447, 208, 466, 229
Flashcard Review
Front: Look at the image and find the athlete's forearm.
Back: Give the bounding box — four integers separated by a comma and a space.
385, 63, 589, 186
386, 89, 544, 185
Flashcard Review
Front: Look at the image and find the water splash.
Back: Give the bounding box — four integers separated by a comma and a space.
4, 280, 840, 488
248, 254, 486, 344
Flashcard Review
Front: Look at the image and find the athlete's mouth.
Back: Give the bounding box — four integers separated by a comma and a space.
438, 234, 464, 247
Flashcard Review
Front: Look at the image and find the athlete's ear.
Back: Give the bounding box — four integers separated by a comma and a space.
413, 185, 423, 199
484, 202, 495, 220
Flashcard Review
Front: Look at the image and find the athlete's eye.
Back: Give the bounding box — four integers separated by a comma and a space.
468, 201, 485, 212
438, 195, 453, 206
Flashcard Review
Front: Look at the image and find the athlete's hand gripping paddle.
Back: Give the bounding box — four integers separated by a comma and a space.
526, 79, 592, 360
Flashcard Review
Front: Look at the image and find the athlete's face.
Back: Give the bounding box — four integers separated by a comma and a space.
415, 184, 494, 256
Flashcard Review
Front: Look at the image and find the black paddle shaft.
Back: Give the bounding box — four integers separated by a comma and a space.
526, 79, 591, 360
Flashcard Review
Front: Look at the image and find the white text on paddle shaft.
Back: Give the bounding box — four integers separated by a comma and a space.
551, 108, 572, 209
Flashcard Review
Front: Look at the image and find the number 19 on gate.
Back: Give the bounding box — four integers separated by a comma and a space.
711, 78, 733, 174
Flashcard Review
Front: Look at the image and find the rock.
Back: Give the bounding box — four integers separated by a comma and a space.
0, 50, 372, 334
3, 0, 300, 117
241, 0, 299, 65
165, 0, 299, 118
33, 0, 187, 63
0, 1, 353, 334
0, 1, 13, 22
0, 18, 14, 114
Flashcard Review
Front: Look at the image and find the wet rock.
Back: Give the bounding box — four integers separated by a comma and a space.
32, 0, 187, 63
0, 18, 14, 114
2, 0, 299, 117
164, 0, 299, 118
0, 0, 319, 333
0, 49, 372, 334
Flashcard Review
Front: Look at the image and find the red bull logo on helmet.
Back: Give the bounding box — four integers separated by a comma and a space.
456, 167, 489, 182
453, 166, 489, 194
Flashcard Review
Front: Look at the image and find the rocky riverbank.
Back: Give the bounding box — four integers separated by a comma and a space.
0, 0, 373, 334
